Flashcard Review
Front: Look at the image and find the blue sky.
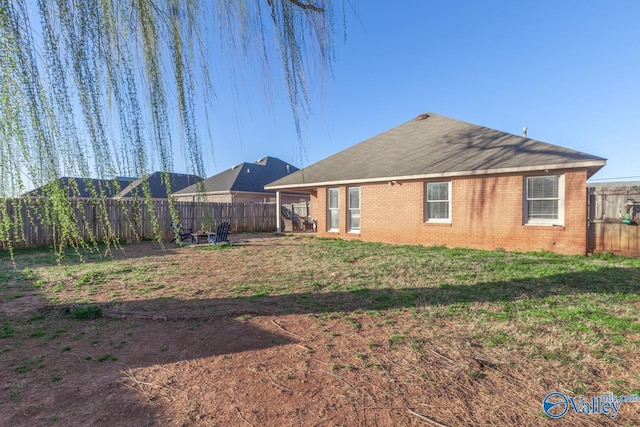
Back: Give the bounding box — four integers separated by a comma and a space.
191, 1, 639, 182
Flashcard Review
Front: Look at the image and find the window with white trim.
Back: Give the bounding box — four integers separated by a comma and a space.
348, 187, 360, 232
328, 188, 339, 231
525, 175, 564, 225
425, 182, 451, 222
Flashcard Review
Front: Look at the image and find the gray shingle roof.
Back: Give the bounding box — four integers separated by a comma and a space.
115, 172, 202, 199
24, 177, 136, 198
266, 113, 606, 189
173, 156, 299, 195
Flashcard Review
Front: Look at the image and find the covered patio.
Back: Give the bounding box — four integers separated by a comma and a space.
276, 193, 316, 233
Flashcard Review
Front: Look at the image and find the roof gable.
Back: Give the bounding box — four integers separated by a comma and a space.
174, 156, 299, 195
267, 113, 606, 189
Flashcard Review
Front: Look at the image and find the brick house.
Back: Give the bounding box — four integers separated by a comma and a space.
266, 113, 606, 255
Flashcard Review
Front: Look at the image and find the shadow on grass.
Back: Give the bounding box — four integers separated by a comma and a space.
1, 261, 638, 425
0, 312, 294, 426
97, 265, 640, 319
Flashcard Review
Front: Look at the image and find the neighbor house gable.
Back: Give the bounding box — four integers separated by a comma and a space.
174, 156, 299, 198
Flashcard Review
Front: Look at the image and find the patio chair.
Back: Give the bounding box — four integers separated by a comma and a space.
299, 217, 316, 231
208, 221, 232, 246
281, 217, 294, 232
170, 223, 192, 243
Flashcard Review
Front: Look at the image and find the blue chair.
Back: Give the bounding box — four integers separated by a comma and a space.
208, 222, 232, 246
170, 223, 192, 243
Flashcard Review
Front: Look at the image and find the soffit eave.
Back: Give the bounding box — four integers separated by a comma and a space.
265, 160, 607, 190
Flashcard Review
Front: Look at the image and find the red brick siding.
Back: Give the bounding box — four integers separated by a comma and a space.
311, 170, 588, 255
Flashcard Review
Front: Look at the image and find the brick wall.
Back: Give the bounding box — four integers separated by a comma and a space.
311, 170, 589, 255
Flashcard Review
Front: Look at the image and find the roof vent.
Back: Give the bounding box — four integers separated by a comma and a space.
417, 113, 429, 120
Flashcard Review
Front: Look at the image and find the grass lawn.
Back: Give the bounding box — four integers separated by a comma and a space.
1, 235, 639, 425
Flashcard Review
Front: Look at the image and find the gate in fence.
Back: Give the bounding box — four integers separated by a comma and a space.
588, 182, 640, 256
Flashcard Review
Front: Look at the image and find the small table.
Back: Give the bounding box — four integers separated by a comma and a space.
191, 232, 213, 244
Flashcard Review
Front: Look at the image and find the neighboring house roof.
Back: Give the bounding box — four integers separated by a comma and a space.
588, 181, 640, 189
266, 113, 607, 190
23, 176, 136, 198
174, 156, 299, 196
115, 172, 202, 199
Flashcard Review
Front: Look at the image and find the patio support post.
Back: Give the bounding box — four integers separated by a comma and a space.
276, 190, 282, 233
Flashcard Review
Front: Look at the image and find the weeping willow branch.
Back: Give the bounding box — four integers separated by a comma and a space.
0, 0, 338, 257
270, 0, 324, 13
281, 0, 324, 13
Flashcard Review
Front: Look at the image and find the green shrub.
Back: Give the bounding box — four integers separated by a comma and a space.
70, 304, 102, 320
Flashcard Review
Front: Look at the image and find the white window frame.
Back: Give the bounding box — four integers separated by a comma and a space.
524, 175, 564, 225
328, 187, 339, 232
348, 187, 361, 233
425, 181, 452, 223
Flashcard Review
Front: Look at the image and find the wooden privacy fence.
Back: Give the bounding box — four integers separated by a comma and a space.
588, 182, 640, 256
0, 198, 277, 249
178, 201, 276, 234
589, 221, 640, 256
